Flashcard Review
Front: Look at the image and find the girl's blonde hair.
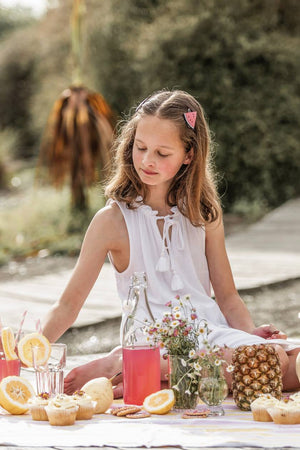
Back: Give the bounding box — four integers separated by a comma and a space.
105, 89, 221, 225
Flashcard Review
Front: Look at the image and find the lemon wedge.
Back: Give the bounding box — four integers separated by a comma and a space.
17, 332, 51, 367
1, 327, 18, 360
143, 389, 175, 414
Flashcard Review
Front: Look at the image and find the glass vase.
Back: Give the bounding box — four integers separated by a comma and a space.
168, 355, 199, 410
199, 364, 228, 416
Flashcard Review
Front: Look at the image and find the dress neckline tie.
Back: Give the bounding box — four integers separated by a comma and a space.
136, 198, 184, 291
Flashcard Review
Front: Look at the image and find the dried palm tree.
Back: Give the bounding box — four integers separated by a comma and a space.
38, 0, 115, 210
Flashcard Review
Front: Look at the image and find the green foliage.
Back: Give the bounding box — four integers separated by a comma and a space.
0, 7, 34, 40
0, 35, 37, 158
0, 167, 105, 265
133, 0, 300, 213
0, 128, 20, 189
0, 0, 299, 216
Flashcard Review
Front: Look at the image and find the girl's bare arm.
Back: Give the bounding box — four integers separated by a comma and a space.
205, 218, 255, 333
42, 205, 122, 342
205, 219, 285, 339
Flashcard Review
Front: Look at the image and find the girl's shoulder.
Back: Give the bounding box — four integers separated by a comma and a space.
86, 202, 128, 252
93, 201, 125, 228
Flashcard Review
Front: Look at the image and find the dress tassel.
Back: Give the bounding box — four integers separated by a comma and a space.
171, 272, 184, 291
156, 253, 170, 272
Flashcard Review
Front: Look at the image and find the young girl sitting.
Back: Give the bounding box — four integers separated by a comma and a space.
42, 90, 300, 397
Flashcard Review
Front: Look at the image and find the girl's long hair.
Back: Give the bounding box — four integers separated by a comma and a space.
105, 90, 221, 226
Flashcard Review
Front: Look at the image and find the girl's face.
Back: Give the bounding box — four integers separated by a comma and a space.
132, 115, 192, 190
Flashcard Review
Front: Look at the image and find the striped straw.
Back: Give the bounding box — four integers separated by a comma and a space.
15, 310, 27, 344
36, 319, 42, 334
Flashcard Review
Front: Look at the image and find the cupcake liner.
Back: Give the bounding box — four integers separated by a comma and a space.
45, 406, 78, 426
76, 403, 96, 420
29, 404, 48, 421
267, 407, 300, 425
251, 405, 273, 422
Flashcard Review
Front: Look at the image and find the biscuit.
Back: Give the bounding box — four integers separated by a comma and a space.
182, 409, 209, 419
116, 406, 141, 416
110, 407, 124, 416
126, 411, 151, 419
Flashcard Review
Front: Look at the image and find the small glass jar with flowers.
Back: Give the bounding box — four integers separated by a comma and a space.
143, 294, 233, 412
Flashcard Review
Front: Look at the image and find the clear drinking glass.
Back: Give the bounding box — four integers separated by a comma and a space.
32, 343, 66, 396
198, 365, 228, 416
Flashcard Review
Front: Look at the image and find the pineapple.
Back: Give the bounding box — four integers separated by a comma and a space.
232, 344, 282, 411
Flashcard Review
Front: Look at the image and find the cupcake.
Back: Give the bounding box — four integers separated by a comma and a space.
45, 394, 78, 426
250, 394, 280, 422
28, 392, 50, 421
72, 390, 96, 420
267, 401, 300, 425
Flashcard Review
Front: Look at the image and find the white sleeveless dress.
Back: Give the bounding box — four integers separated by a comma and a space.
108, 198, 297, 350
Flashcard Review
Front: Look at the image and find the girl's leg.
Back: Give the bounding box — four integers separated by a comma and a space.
64, 346, 123, 396
282, 348, 300, 391
222, 348, 234, 390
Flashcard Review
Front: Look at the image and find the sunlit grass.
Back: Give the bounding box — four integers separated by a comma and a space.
0, 168, 105, 265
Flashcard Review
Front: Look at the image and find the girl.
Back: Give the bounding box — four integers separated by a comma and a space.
42, 90, 300, 397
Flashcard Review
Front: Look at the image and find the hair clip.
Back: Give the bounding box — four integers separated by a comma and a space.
135, 95, 151, 112
183, 109, 197, 129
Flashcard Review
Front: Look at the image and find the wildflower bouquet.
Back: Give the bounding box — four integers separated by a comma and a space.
144, 294, 233, 409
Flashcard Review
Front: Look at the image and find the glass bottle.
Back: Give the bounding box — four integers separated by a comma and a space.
122, 272, 161, 405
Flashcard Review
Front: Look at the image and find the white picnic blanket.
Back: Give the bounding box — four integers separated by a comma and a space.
1, 396, 300, 448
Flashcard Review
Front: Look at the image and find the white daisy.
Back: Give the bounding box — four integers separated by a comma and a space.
193, 362, 202, 371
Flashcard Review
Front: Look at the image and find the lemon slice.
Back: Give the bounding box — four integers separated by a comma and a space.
143, 389, 175, 414
0, 376, 35, 414
1, 327, 18, 360
17, 332, 51, 367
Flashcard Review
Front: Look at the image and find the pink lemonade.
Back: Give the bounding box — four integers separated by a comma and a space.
123, 346, 160, 405
0, 358, 21, 381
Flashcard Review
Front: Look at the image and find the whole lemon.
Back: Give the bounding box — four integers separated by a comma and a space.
82, 377, 113, 413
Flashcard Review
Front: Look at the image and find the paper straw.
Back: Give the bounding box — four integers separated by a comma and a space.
36, 319, 42, 334
15, 310, 27, 344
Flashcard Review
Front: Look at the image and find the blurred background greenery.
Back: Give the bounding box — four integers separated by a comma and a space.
0, 0, 299, 265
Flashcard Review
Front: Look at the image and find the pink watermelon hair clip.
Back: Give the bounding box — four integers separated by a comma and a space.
183, 109, 197, 130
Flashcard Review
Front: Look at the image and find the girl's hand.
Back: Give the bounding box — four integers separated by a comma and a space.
252, 324, 287, 340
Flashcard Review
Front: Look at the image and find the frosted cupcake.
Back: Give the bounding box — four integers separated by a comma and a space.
250, 394, 280, 422
45, 394, 78, 426
267, 401, 300, 425
28, 392, 50, 421
72, 390, 96, 420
